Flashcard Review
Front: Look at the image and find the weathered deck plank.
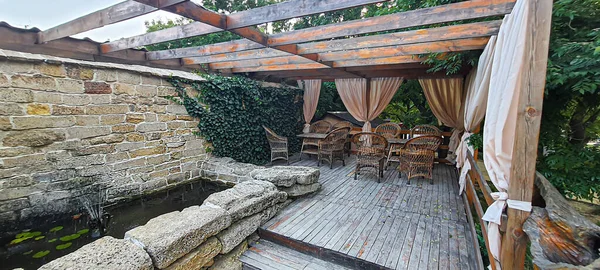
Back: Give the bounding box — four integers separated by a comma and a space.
257, 157, 478, 269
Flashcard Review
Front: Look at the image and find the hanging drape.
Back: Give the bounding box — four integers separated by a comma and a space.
335, 77, 402, 132
298, 79, 322, 133
456, 35, 497, 194
481, 0, 534, 267
419, 78, 465, 161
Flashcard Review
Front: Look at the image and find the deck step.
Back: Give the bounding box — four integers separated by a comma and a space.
241, 239, 352, 270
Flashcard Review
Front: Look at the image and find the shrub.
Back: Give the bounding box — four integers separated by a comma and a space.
168, 75, 303, 165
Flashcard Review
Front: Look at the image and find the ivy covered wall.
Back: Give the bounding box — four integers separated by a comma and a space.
168, 75, 303, 165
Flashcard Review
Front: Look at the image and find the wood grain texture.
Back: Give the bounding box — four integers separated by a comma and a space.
501, 0, 553, 269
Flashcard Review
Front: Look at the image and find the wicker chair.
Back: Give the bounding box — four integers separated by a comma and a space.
318, 127, 351, 169
332, 121, 353, 156
410, 124, 442, 138
351, 132, 388, 182
263, 126, 289, 165
375, 122, 401, 139
398, 135, 442, 185
300, 120, 332, 159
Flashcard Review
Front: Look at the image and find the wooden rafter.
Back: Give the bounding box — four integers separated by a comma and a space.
100, 0, 387, 53
37, 0, 189, 44
145, 0, 513, 61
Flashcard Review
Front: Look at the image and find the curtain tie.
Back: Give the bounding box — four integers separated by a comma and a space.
482, 191, 532, 267
303, 123, 310, 133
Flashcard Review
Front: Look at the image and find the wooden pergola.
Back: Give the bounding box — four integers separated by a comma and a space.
0, 0, 554, 269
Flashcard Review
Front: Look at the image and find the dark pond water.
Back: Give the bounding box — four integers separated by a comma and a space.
0, 180, 227, 270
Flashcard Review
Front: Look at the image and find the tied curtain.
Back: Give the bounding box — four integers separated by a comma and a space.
335, 77, 403, 132
481, 0, 534, 267
418, 78, 465, 160
298, 79, 322, 133
456, 35, 497, 194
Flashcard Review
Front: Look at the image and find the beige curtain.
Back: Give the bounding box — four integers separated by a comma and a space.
456, 36, 497, 194
298, 79, 322, 133
419, 78, 465, 160
335, 77, 402, 132
481, 0, 534, 267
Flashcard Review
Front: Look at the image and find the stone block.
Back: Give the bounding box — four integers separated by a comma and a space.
0, 116, 10, 130
88, 134, 125, 145
216, 213, 261, 254
130, 146, 167, 158
125, 204, 231, 269
12, 116, 75, 130
141, 75, 163, 86
177, 115, 194, 121
65, 66, 94, 80
62, 94, 90, 105
32, 91, 62, 103
167, 121, 186, 129
0, 198, 30, 212
86, 104, 130, 115
280, 182, 321, 197
36, 63, 66, 77
0, 185, 43, 201
209, 241, 247, 270
75, 115, 100, 126
204, 180, 287, 222
56, 78, 84, 93
84, 81, 112, 94
113, 157, 146, 171
3, 130, 66, 147
67, 126, 111, 139
11, 74, 56, 90
126, 113, 145, 124
136, 85, 158, 97
53, 105, 85, 115
0, 102, 25, 115
117, 71, 141, 85
0, 73, 8, 87
100, 114, 125, 125
126, 133, 145, 142
158, 114, 177, 122
0, 175, 34, 188
147, 154, 170, 165
73, 144, 115, 156
112, 123, 136, 133
249, 166, 320, 187
137, 122, 167, 133
166, 237, 221, 270
0, 146, 34, 157
0, 88, 33, 103
158, 86, 177, 97
53, 154, 105, 169
105, 152, 129, 163
166, 105, 187, 115
39, 236, 153, 270
26, 103, 50, 115
0, 61, 33, 74
88, 94, 111, 104
95, 69, 117, 82
144, 113, 157, 122
114, 83, 136, 95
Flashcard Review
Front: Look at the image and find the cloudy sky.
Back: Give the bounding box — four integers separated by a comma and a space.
0, 0, 190, 42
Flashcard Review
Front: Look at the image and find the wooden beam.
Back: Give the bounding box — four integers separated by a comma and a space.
501, 0, 552, 269
184, 37, 487, 65
268, 0, 515, 46
149, 20, 501, 60
101, 0, 387, 53
37, 0, 188, 43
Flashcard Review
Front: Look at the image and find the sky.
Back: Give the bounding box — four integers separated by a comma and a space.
0, 0, 192, 42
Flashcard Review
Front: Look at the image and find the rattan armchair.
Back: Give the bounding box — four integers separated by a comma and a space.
332, 121, 353, 157
410, 124, 442, 137
263, 126, 289, 165
398, 135, 442, 185
318, 127, 351, 169
351, 132, 388, 182
375, 122, 401, 139
300, 120, 332, 159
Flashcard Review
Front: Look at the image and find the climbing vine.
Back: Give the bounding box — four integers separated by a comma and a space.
167, 75, 303, 165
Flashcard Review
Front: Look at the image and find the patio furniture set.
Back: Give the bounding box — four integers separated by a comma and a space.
263, 122, 443, 184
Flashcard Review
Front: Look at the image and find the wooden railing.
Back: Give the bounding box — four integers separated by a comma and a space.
462, 150, 498, 270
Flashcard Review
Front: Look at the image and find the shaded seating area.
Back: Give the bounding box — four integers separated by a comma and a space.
352, 132, 388, 182
263, 126, 289, 165
318, 127, 351, 168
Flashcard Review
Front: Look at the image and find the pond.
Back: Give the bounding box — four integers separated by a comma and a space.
0, 180, 227, 270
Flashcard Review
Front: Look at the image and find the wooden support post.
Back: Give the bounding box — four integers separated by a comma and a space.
500, 0, 552, 269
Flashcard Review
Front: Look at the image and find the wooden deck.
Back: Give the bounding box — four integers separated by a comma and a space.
256, 156, 479, 270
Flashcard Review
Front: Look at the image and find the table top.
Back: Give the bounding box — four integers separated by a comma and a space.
296, 133, 328, 139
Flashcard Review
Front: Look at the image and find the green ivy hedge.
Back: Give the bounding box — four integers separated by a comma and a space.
167, 75, 303, 165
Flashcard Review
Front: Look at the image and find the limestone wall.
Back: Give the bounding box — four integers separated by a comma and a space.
0, 51, 209, 231
40, 180, 292, 270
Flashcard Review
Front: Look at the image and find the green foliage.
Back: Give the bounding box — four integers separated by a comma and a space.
466, 133, 483, 150
167, 75, 303, 165
421, 51, 480, 75
314, 82, 345, 119
49, 226, 63, 233
537, 145, 600, 201
59, 234, 80, 242
381, 80, 436, 128
144, 18, 240, 51
32, 250, 50, 259
55, 242, 72, 250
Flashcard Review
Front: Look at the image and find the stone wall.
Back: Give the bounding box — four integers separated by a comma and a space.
40, 180, 292, 270
0, 50, 210, 231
